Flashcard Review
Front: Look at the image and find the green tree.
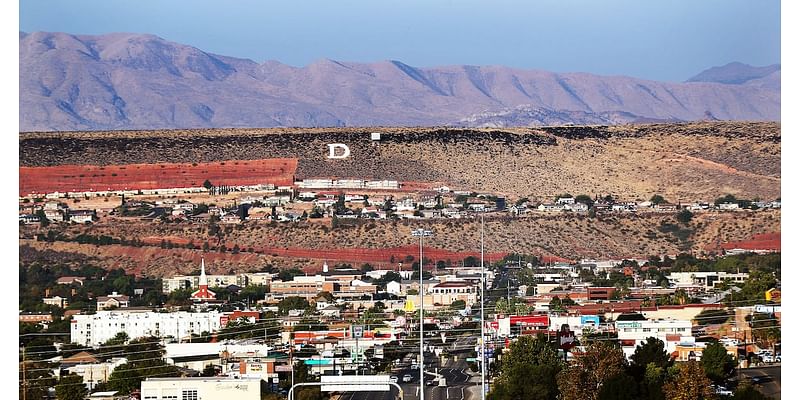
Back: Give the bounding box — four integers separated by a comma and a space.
20, 360, 57, 400
203, 179, 213, 190
650, 195, 666, 205
631, 337, 673, 371
450, 299, 466, 310
55, 374, 88, 400
676, 209, 693, 225
107, 337, 181, 394
662, 360, 716, 400
597, 372, 639, 400
104, 331, 130, 347
35, 209, 50, 227
278, 296, 310, 315
488, 335, 562, 400
642, 362, 667, 400
700, 341, 736, 385
557, 341, 627, 400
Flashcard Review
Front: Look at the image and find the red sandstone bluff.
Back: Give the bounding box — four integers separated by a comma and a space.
19, 158, 298, 196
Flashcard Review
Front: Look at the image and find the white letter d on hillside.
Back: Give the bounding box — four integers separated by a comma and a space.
327, 144, 351, 159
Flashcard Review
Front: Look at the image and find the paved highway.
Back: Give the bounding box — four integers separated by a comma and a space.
739, 365, 781, 399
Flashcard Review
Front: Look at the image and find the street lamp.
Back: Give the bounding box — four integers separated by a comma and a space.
480, 215, 486, 400
411, 228, 433, 400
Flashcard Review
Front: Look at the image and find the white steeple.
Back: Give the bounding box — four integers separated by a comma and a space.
199, 258, 208, 286
323, 260, 329, 273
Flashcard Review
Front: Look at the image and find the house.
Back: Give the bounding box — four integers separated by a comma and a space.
557, 197, 575, 205
655, 203, 679, 212
442, 207, 466, 218
395, 197, 416, 212
19, 313, 53, 323
420, 209, 442, 219
57, 276, 85, 286
18, 214, 40, 224
43, 296, 69, 308
537, 203, 566, 212
718, 202, 740, 211
66, 357, 128, 390
70, 209, 96, 224
97, 292, 130, 310
386, 281, 402, 295
566, 202, 589, 212
508, 204, 529, 216
319, 305, 341, 318
220, 212, 242, 224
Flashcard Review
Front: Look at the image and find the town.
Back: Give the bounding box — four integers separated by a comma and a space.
20, 236, 780, 400
18, 177, 781, 226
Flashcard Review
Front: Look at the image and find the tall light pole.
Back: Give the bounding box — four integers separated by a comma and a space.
480, 215, 486, 400
411, 228, 432, 400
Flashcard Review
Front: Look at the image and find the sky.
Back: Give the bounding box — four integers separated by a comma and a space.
19, 0, 780, 82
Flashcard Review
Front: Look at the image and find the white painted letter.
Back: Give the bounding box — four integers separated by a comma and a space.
327, 143, 351, 159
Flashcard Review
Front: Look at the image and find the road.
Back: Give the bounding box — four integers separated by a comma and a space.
739, 365, 781, 399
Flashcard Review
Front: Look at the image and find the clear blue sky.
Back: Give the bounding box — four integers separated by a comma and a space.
19, 0, 780, 81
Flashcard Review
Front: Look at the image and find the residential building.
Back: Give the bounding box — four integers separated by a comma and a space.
66, 357, 128, 390
19, 313, 53, 323
70, 209, 96, 224
71, 310, 224, 346
43, 296, 69, 308
429, 281, 477, 306
97, 292, 130, 310
57, 276, 85, 286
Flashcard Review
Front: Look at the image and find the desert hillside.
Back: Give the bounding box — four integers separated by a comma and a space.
19, 209, 780, 277
19, 121, 780, 201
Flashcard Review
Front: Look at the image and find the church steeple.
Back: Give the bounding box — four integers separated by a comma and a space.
191, 258, 216, 301
199, 258, 208, 287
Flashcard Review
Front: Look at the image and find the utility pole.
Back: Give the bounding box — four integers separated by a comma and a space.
412, 228, 432, 400
480, 215, 486, 400
21, 345, 27, 400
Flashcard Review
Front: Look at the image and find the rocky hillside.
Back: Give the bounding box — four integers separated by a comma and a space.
19, 210, 780, 277
19, 122, 781, 201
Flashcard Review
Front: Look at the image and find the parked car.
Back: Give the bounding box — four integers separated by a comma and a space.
389, 375, 398, 383
712, 385, 733, 396
402, 374, 413, 383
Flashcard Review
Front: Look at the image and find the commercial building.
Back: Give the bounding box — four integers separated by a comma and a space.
615, 317, 692, 359
141, 377, 263, 400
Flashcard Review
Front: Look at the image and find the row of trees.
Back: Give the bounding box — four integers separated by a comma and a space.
489, 335, 765, 400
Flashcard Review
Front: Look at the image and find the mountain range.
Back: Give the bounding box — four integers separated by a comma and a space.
19, 31, 780, 132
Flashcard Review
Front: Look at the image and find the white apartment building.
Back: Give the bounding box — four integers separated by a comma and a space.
667, 271, 749, 289
71, 310, 224, 346
615, 318, 692, 359
141, 377, 262, 400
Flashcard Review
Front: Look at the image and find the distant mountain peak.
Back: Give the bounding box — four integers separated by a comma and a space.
686, 62, 780, 84
19, 32, 780, 132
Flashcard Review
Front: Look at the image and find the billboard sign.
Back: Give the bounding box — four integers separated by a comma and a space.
321, 375, 390, 392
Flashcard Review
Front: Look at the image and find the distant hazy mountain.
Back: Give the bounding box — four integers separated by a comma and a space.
686, 62, 781, 85
19, 32, 780, 132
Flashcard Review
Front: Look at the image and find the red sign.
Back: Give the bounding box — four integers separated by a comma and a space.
510, 315, 548, 327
